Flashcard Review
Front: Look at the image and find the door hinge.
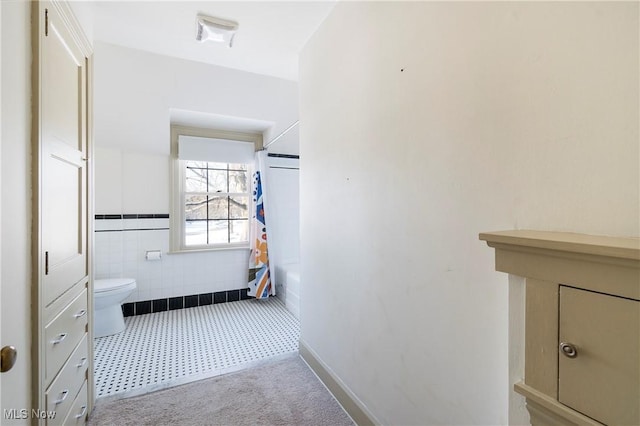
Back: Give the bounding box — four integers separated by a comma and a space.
45, 251, 49, 275
45, 9, 49, 36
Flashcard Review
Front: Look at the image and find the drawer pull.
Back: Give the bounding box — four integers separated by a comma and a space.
51, 333, 67, 345
560, 342, 578, 358
54, 389, 69, 405
75, 405, 87, 419
73, 309, 87, 318
76, 357, 87, 368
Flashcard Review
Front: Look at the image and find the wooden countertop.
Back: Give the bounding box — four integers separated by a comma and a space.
479, 230, 640, 261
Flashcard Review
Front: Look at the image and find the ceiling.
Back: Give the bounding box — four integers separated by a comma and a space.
92, 1, 337, 81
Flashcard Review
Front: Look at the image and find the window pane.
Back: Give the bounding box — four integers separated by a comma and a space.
185, 195, 208, 220
182, 160, 251, 248
208, 169, 227, 193
207, 196, 228, 219
185, 167, 208, 192
230, 219, 248, 243
185, 220, 207, 246
228, 163, 248, 171
208, 220, 229, 244
229, 171, 248, 193
229, 196, 249, 219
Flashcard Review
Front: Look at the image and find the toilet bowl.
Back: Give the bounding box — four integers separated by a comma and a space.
94, 278, 137, 338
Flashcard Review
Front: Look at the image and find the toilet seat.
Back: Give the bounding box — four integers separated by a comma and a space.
95, 278, 136, 293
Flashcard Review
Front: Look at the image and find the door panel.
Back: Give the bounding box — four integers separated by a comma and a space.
41, 3, 87, 307
42, 140, 86, 306
559, 286, 640, 425
43, 13, 83, 152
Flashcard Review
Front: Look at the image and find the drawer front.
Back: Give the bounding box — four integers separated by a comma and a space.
45, 333, 88, 421
45, 289, 87, 384
56, 381, 88, 426
559, 286, 640, 425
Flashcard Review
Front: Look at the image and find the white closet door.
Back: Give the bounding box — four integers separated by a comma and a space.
40, 3, 88, 307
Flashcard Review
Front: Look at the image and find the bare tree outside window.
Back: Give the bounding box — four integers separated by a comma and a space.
184, 161, 249, 246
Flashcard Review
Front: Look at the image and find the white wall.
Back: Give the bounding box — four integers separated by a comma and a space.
93, 43, 299, 302
299, 2, 638, 425
94, 42, 298, 156
265, 156, 300, 317
68, 1, 94, 44
94, 146, 123, 213
95, 147, 168, 214
266, 156, 300, 268
266, 124, 300, 156
1, 0, 31, 420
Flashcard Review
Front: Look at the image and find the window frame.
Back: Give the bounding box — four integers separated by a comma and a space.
170, 125, 262, 253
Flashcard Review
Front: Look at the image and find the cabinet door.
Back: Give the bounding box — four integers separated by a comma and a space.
559, 286, 639, 425
41, 3, 88, 306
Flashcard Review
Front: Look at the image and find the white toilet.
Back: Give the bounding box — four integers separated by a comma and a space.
94, 278, 137, 338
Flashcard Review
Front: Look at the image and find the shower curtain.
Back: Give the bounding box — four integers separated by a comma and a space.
248, 151, 274, 299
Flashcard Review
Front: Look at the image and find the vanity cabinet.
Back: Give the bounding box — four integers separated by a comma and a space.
480, 230, 640, 426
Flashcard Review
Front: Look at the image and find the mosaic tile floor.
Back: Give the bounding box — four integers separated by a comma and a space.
94, 297, 300, 399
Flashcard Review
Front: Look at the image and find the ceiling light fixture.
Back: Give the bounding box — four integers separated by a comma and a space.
196, 14, 238, 48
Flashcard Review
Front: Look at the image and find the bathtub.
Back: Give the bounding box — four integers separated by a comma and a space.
276, 263, 300, 319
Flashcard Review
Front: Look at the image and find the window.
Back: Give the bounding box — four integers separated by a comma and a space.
184, 161, 249, 246
170, 126, 262, 252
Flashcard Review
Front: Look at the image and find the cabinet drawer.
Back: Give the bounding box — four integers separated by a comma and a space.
45, 333, 88, 422
56, 381, 88, 426
559, 286, 640, 425
45, 289, 87, 384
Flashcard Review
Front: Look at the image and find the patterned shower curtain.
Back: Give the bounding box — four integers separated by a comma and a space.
248, 151, 273, 299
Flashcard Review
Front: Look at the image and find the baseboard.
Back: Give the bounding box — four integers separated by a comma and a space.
299, 340, 378, 426
121, 288, 252, 317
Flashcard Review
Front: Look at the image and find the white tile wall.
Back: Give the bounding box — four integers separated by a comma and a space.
95, 217, 250, 303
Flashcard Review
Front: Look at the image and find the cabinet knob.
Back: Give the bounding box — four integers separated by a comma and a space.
54, 389, 69, 405
51, 333, 67, 345
75, 405, 87, 419
560, 342, 578, 358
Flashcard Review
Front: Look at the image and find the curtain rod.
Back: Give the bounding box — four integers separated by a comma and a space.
263, 120, 299, 150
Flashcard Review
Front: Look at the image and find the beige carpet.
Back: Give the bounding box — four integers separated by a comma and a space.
88, 354, 354, 426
